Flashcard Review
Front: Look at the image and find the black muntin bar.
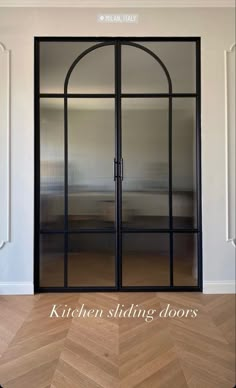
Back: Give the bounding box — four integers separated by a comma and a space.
39, 92, 197, 99
63, 96, 68, 287
37, 285, 201, 293
40, 228, 199, 235
121, 93, 197, 98
40, 93, 115, 98
115, 41, 122, 289
169, 96, 174, 286
196, 38, 203, 291
36, 37, 200, 42
34, 38, 40, 292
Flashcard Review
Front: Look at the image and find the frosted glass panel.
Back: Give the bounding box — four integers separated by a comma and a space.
122, 44, 169, 93
40, 234, 64, 287
40, 99, 64, 229
40, 42, 114, 93
173, 233, 198, 286
172, 98, 197, 228
68, 99, 115, 229
122, 233, 170, 286
122, 99, 169, 228
122, 41, 196, 93
68, 233, 115, 286
68, 45, 114, 93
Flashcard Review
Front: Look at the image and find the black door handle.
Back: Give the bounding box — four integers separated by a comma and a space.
113, 158, 123, 180
121, 158, 124, 180
113, 158, 117, 181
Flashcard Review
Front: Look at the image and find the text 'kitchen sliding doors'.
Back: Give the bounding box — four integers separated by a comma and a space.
35, 37, 202, 292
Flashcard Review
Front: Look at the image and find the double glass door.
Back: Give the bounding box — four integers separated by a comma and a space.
35, 38, 202, 291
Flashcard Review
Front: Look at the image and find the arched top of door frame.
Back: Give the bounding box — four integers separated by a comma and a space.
64, 41, 173, 93
122, 42, 172, 93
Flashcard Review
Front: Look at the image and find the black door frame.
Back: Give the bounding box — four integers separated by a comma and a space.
34, 36, 202, 293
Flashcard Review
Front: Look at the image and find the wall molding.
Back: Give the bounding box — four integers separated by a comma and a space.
224, 42, 236, 248
203, 281, 236, 294
0, 282, 34, 295
0, 42, 10, 250
0, 0, 235, 7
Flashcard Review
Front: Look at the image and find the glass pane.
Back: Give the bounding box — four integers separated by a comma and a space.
40, 42, 114, 93
40, 234, 64, 287
145, 42, 196, 93
122, 44, 169, 93
122, 99, 169, 229
172, 99, 197, 228
122, 233, 170, 286
68, 45, 114, 93
40, 99, 64, 229
68, 99, 115, 229
68, 233, 115, 286
173, 233, 198, 286
122, 41, 196, 93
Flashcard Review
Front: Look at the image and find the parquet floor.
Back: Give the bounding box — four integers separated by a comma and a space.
0, 293, 235, 387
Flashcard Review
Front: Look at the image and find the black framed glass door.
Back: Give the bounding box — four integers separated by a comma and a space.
35, 37, 202, 292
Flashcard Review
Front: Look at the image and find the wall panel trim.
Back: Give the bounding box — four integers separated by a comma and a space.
224, 42, 236, 248
0, 42, 10, 249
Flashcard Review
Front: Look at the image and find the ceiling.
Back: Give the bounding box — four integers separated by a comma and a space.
0, 0, 234, 7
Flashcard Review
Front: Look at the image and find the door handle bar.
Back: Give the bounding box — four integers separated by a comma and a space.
121, 158, 124, 180
113, 159, 123, 180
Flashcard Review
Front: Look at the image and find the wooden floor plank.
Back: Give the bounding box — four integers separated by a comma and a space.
0, 293, 235, 388
0, 296, 38, 359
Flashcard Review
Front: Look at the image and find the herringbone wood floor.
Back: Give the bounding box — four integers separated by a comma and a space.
0, 293, 235, 388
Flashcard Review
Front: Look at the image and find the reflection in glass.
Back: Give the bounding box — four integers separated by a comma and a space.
40, 234, 64, 286
172, 99, 197, 228
173, 233, 198, 286
68, 234, 115, 286
68, 99, 115, 229
122, 233, 170, 286
40, 42, 114, 93
40, 99, 64, 229
122, 99, 169, 228
122, 42, 196, 93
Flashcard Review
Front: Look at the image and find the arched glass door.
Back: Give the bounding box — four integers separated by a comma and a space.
35, 37, 202, 292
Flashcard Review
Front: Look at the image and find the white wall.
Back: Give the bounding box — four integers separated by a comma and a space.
0, 6, 235, 294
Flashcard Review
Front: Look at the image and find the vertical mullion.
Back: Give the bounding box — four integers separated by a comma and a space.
169, 96, 174, 287
64, 96, 68, 288
196, 39, 201, 232
196, 38, 202, 290
34, 39, 40, 292
115, 41, 122, 289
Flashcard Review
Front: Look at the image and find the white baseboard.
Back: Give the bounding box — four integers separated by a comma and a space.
203, 281, 236, 294
0, 282, 34, 295
0, 281, 235, 295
